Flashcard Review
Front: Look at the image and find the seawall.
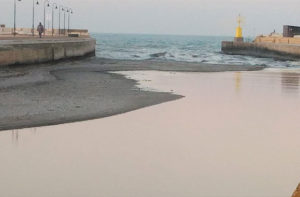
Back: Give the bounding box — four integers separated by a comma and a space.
222, 41, 300, 61
0, 37, 96, 67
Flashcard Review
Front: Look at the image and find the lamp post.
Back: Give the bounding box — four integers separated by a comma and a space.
52, 3, 58, 36
32, 0, 39, 36
13, 0, 22, 37
63, 7, 66, 35
43, 0, 50, 36
59, 5, 64, 36
67, 8, 73, 34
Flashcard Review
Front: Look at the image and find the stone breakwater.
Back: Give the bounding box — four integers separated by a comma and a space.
0, 37, 96, 66
222, 41, 300, 61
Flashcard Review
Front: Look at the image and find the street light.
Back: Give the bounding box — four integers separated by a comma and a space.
52, 3, 58, 36
59, 5, 64, 36
32, 0, 39, 36
13, 0, 22, 36
43, 0, 50, 36
67, 8, 73, 34
63, 7, 67, 35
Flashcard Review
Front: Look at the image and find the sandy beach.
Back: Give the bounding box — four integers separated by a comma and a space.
1, 68, 300, 197
0, 57, 264, 131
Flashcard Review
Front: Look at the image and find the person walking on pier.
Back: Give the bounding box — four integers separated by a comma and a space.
37, 22, 45, 38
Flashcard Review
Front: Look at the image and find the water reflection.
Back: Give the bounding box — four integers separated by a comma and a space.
235, 72, 241, 93
10, 128, 38, 146
31, 127, 37, 135
281, 72, 300, 95
11, 130, 19, 145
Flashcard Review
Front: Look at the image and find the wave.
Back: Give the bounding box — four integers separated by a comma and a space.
93, 33, 300, 68
149, 52, 167, 58
132, 55, 140, 58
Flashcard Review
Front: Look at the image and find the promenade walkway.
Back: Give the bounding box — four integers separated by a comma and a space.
0, 35, 89, 40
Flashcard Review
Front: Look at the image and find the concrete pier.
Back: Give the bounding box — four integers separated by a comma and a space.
222, 41, 300, 61
0, 37, 96, 67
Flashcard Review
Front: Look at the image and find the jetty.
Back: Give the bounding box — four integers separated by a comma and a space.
222, 17, 300, 61
222, 39, 300, 61
0, 27, 96, 67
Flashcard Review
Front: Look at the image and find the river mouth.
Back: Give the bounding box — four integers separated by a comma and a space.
1, 69, 299, 197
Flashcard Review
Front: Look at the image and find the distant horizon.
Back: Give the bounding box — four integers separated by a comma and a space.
90, 31, 230, 37
89, 31, 254, 38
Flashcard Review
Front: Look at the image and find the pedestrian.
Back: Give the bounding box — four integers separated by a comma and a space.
37, 22, 44, 38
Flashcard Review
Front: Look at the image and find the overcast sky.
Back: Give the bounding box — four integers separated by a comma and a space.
1, 0, 300, 36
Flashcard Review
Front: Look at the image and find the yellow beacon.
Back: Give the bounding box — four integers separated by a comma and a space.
234, 14, 244, 42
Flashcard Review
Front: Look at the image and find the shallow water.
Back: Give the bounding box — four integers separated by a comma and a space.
1, 70, 300, 197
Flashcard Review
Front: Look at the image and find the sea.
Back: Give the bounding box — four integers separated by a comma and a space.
93, 33, 300, 68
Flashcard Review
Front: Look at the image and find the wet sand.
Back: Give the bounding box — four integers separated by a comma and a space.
0, 58, 264, 131
1, 69, 300, 197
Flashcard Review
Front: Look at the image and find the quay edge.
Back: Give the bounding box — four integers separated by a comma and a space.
0, 37, 96, 67
221, 41, 300, 61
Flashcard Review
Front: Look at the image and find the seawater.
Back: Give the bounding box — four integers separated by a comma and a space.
93, 33, 300, 68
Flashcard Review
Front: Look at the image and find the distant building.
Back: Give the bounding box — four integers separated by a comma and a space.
283, 25, 300, 37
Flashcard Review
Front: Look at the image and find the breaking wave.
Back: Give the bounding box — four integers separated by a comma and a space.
149, 52, 168, 58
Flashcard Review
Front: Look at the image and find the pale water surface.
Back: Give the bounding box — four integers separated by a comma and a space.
1, 70, 300, 197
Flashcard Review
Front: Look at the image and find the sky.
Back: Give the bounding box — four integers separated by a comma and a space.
1, 0, 300, 36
